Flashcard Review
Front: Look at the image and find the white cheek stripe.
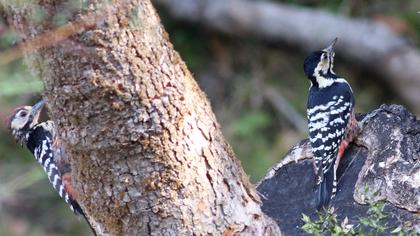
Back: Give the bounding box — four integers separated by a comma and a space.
315, 76, 334, 88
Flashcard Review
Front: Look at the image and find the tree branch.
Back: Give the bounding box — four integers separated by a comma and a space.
263, 86, 307, 133
157, 0, 420, 114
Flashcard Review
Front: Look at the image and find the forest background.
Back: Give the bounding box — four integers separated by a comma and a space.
0, 0, 419, 235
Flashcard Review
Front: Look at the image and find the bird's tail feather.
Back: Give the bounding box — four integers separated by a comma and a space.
72, 200, 97, 236
316, 166, 336, 210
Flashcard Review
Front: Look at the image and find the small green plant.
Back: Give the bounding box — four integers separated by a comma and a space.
301, 187, 418, 235
302, 207, 355, 236
358, 188, 388, 235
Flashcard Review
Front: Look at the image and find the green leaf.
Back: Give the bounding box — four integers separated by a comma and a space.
231, 111, 271, 138
0, 75, 42, 97
302, 213, 311, 223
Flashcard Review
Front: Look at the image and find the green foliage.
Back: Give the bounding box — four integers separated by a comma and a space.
358, 189, 389, 235
0, 60, 41, 98
231, 111, 271, 138
0, 1, 419, 234
404, 11, 420, 45
169, 27, 210, 71
0, 76, 43, 97
159, 10, 211, 71
301, 188, 418, 235
229, 111, 274, 181
302, 208, 356, 236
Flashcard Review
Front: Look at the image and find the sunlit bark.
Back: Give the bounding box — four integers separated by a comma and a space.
2, 0, 281, 235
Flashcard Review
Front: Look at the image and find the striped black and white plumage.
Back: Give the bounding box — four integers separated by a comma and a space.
7, 100, 84, 216
303, 38, 357, 209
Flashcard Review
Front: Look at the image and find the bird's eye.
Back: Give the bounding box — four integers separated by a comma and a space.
19, 111, 28, 117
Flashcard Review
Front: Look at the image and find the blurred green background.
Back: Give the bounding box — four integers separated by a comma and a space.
0, 0, 419, 235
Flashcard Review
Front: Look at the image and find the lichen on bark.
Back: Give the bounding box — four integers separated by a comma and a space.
2, 0, 281, 235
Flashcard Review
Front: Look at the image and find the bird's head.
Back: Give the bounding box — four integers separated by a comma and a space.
6, 100, 45, 145
303, 38, 338, 87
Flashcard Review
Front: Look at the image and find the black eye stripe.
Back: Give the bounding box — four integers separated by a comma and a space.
18, 110, 28, 117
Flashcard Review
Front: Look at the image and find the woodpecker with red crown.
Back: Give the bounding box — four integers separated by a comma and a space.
303, 38, 360, 209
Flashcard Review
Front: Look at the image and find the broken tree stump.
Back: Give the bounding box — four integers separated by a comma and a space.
257, 104, 419, 235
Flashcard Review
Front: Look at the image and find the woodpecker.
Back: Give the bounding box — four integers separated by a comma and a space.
6, 100, 85, 216
303, 38, 359, 209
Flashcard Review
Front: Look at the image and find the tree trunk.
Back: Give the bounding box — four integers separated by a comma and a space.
2, 0, 280, 235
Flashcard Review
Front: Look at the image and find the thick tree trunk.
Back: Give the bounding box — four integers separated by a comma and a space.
2, 0, 280, 235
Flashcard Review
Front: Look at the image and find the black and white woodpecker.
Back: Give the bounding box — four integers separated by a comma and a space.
6, 100, 85, 216
303, 38, 359, 209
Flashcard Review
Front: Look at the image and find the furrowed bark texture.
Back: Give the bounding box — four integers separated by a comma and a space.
2, 0, 280, 235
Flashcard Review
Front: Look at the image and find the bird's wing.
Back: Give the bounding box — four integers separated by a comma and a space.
308, 90, 353, 182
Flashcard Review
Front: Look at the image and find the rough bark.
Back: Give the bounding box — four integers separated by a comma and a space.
2, 0, 280, 235
156, 0, 420, 114
257, 105, 420, 235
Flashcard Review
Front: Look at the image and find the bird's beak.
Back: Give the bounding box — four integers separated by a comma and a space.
30, 100, 45, 121
323, 37, 338, 56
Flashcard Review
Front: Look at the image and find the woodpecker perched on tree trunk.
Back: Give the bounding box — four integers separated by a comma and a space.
303, 38, 360, 210
7, 100, 95, 234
